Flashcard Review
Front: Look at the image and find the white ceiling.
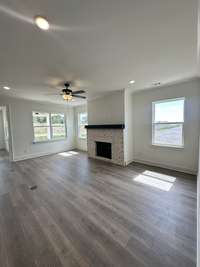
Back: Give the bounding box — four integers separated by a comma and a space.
0, 0, 198, 105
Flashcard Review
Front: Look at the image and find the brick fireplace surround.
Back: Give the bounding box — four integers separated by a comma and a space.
86, 125, 125, 166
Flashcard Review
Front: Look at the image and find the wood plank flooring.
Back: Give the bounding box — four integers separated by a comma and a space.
0, 150, 197, 267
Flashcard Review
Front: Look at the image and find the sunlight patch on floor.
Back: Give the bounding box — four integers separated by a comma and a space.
142, 170, 176, 183
133, 171, 176, 191
68, 151, 79, 155
58, 151, 79, 157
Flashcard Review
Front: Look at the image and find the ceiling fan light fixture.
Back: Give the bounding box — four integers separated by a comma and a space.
63, 94, 73, 101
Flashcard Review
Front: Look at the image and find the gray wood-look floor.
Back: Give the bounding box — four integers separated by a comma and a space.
0, 149, 197, 267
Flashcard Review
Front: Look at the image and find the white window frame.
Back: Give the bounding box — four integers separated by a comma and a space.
152, 97, 185, 148
78, 112, 87, 139
32, 111, 67, 143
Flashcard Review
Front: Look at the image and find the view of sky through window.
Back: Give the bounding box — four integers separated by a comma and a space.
154, 99, 184, 123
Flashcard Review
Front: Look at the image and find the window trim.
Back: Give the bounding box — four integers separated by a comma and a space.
32, 111, 67, 143
77, 112, 87, 139
152, 97, 185, 148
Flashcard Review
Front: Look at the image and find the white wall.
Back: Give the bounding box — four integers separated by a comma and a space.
74, 104, 87, 151
2, 106, 9, 152
0, 110, 5, 149
124, 89, 134, 164
132, 79, 200, 174
0, 96, 75, 161
88, 91, 124, 124
87, 90, 134, 165
198, 139, 200, 267
197, 4, 200, 264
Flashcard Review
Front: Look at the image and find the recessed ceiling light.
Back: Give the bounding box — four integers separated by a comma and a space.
35, 16, 49, 30
153, 82, 161, 86
129, 80, 135, 84
3, 86, 10, 90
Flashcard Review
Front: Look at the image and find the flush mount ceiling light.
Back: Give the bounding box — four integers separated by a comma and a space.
3, 86, 10, 90
129, 80, 135, 84
35, 16, 49, 30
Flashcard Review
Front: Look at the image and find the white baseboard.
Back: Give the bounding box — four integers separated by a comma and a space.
125, 159, 134, 166
13, 152, 197, 175
75, 149, 87, 153
13, 148, 76, 162
133, 158, 197, 175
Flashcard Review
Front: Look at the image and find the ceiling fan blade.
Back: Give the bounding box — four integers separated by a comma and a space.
72, 90, 85, 94
45, 93, 62, 96
72, 95, 86, 99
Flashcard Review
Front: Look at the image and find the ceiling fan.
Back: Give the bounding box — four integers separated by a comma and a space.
49, 82, 86, 101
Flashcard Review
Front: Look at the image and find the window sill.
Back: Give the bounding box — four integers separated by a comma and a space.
152, 143, 184, 149
33, 138, 67, 144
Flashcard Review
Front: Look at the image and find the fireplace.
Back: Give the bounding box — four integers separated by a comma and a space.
86, 125, 125, 165
96, 141, 112, 159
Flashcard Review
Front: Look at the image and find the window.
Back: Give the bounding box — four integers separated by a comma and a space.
51, 113, 66, 140
33, 112, 50, 142
152, 98, 184, 147
78, 112, 87, 139
32, 112, 66, 142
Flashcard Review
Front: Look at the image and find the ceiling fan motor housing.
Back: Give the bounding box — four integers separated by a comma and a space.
64, 82, 71, 88
62, 88, 72, 94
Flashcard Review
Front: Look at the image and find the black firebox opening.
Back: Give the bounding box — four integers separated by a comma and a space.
96, 141, 112, 159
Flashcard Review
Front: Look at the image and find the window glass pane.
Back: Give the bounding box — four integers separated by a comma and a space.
34, 127, 50, 142
80, 113, 87, 124
52, 126, 66, 139
33, 112, 50, 126
78, 113, 87, 139
154, 99, 184, 123
153, 123, 183, 146
51, 113, 65, 126
79, 125, 87, 139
